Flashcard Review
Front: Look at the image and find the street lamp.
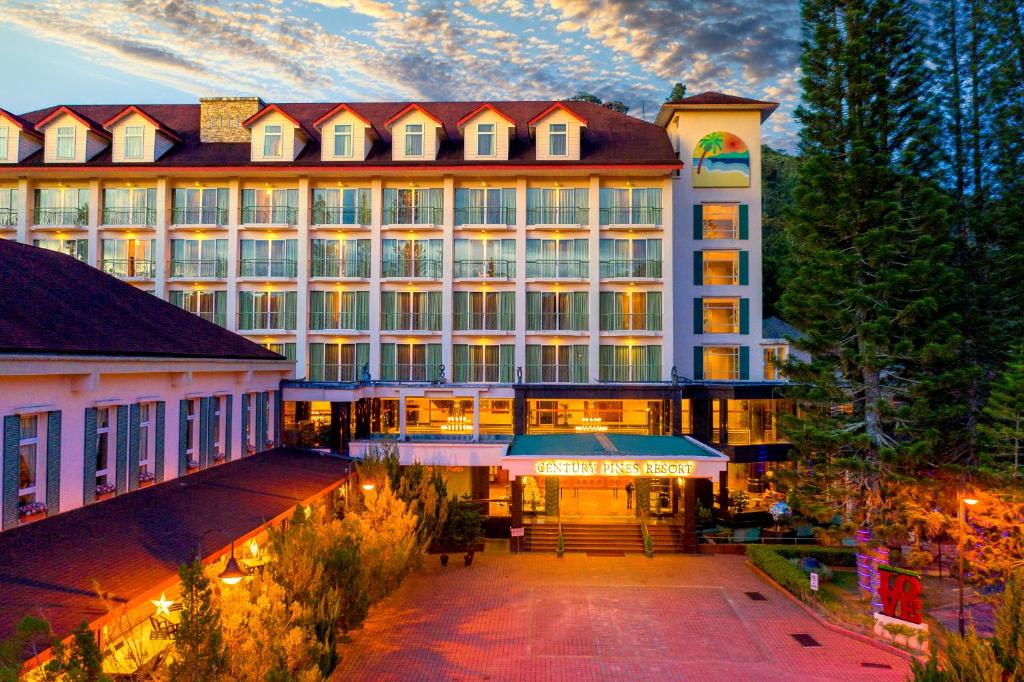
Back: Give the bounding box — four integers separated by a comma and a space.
361, 482, 376, 492
958, 494, 978, 636
198, 528, 249, 586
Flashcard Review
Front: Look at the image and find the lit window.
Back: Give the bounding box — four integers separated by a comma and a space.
549, 123, 567, 155
405, 123, 423, 156
704, 347, 739, 380
124, 125, 144, 159
703, 298, 739, 333
138, 403, 152, 479
18, 415, 41, 507
185, 400, 196, 461
263, 124, 283, 157
95, 408, 112, 488
334, 124, 353, 157
701, 204, 738, 239
477, 123, 495, 156
703, 251, 740, 285
212, 397, 222, 461
763, 346, 788, 380
0, 126, 8, 161
56, 126, 75, 160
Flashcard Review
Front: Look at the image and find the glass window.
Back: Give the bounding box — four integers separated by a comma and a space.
477, 123, 495, 156
549, 123, 567, 156
405, 398, 474, 436
704, 347, 739, 380
764, 346, 788, 380
263, 124, 283, 157
56, 126, 75, 160
185, 400, 196, 460
405, 123, 423, 156
0, 126, 8, 161
370, 398, 400, 435
479, 399, 513, 435
139, 404, 151, 479
124, 125, 144, 159
525, 399, 670, 435
703, 298, 739, 333
703, 251, 740, 285
95, 408, 111, 488
18, 415, 40, 507
212, 397, 223, 461
702, 204, 739, 239
722, 399, 793, 445
334, 124, 353, 157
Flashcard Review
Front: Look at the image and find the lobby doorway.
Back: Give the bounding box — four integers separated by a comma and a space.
561, 476, 633, 518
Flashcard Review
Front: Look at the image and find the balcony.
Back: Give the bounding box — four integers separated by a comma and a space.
453, 364, 504, 383
239, 259, 297, 278
599, 259, 663, 280
382, 206, 443, 228
34, 207, 87, 228
453, 259, 514, 279
600, 313, 663, 333
454, 206, 515, 228
102, 207, 156, 227
310, 258, 369, 279
381, 364, 434, 382
171, 207, 228, 227
599, 206, 663, 228
525, 260, 588, 279
309, 311, 367, 332
527, 313, 587, 332
169, 259, 227, 279
308, 364, 359, 383
0, 207, 18, 228
381, 258, 442, 279
311, 206, 371, 227
237, 311, 297, 332
384, 313, 442, 333
453, 312, 514, 333
241, 205, 298, 226
526, 207, 587, 227
101, 259, 155, 280
186, 310, 227, 327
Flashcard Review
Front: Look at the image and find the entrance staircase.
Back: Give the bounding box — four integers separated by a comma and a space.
522, 520, 692, 554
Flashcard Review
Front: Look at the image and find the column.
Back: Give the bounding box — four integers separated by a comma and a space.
661, 175, 675, 380
683, 477, 698, 552
441, 176, 455, 377
718, 469, 729, 514
369, 178, 383, 378
543, 476, 559, 517
296, 177, 311, 378
154, 178, 169, 298
226, 178, 241, 332
472, 394, 481, 443
510, 477, 523, 531
587, 175, 601, 382
87, 179, 100, 267
514, 177, 528, 375
398, 394, 407, 442
15, 177, 31, 244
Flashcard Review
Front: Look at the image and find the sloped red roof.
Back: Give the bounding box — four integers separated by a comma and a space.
657, 91, 779, 125
456, 103, 516, 129
311, 103, 378, 140
528, 102, 588, 128
102, 105, 182, 142
34, 106, 111, 139
0, 107, 43, 140
242, 103, 312, 138
0, 240, 283, 360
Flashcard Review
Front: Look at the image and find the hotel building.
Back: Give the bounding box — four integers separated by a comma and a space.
0, 93, 794, 546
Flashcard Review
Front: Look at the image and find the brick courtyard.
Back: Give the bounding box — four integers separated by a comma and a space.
332, 545, 911, 681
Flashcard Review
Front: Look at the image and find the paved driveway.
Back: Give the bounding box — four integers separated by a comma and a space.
332, 545, 910, 681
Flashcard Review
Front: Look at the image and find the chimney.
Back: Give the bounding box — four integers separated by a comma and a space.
199, 96, 264, 143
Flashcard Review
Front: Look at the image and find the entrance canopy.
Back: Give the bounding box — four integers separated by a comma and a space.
503, 433, 728, 479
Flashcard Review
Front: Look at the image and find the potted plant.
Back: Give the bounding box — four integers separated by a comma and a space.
139, 471, 156, 488
95, 483, 116, 501
186, 458, 200, 471
644, 533, 654, 558
556, 532, 565, 558
446, 495, 484, 567
18, 501, 47, 524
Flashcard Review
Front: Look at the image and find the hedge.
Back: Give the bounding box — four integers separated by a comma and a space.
771, 546, 857, 567
747, 545, 841, 608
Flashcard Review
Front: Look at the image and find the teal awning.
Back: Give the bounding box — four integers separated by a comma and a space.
507, 433, 727, 460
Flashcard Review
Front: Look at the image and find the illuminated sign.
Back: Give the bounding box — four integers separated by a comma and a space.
878, 565, 923, 624
533, 460, 696, 477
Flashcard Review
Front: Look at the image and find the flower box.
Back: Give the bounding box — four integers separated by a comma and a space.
18, 502, 48, 524
95, 483, 116, 501
212, 453, 226, 463
186, 460, 201, 471
139, 471, 156, 487
97, 492, 115, 502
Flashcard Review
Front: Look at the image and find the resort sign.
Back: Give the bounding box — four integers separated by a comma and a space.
532, 459, 696, 477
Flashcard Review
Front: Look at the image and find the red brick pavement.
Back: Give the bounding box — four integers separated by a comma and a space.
331, 545, 911, 681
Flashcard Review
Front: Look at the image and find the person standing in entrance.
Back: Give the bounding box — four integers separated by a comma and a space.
625, 481, 635, 509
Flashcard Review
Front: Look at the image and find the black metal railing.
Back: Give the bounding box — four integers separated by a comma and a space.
453, 259, 514, 279
453, 365, 504, 383
381, 364, 434, 382
34, 207, 87, 226
381, 258, 442, 279
308, 364, 358, 382
172, 207, 228, 225
241, 205, 298, 225
382, 206, 444, 226
600, 313, 663, 332
526, 207, 587, 225
309, 311, 368, 331
0, 207, 19, 227
311, 206, 371, 226
526, 313, 587, 332
169, 259, 227, 278
101, 259, 155, 279
454, 206, 515, 226
239, 259, 297, 278
383, 313, 443, 332
238, 311, 297, 331
102, 207, 156, 226
599, 206, 663, 226
525, 259, 589, 279
453, 312, 514, 331
599, 259, 663, 279
310, 258, 369, 278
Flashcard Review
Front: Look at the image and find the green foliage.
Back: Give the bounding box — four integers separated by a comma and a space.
747, 545, 812, 601
665, 82, 686, 102
770, 546, 856, 567
909, 650, 943, 681
943, 629, 1004, 682
993, 569, 1024, 674
760, 145, 799, 317
42, 621, 109, 682
565, 92, 630, 114
0, 615, 53, 681
981, 344, 1024, 478
442, 494, 484, 550
171, 560, 225, 682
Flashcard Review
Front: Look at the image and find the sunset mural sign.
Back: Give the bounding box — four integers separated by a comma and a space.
693, 131, 751, 188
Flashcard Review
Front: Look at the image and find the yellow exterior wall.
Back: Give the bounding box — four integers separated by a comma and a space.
462, 110, 513, 161
389, 110, 440, 161
318, 110, 372, 161
533, 109, 583, 161
250, 112, 307, 162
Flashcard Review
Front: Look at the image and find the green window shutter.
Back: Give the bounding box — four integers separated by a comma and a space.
499, 345, 515, 383
285, 292, 297, 330
739, 204, 749, 239
693, 297, 703, 335
214, 291, 227, 327
154, 401, 165, 482
224, 395, 233, 461
178, 399, 189, 475
453, 291, 468, 330
739, 251, 749, 285
740, 298, 750, 334
2, 416, 20, 530
46, 411, 61, 512
647, 292, 662, 331
255, 393, 265, 451
693, 251, 703, 286
500, 291, 515, 331
380, 343, 396, 381
599, 292, 612, 331
525, 345, 540, 383
128, 403, 141, 491
740, 346, 750, 380
84, 408, 98, 503
273, 392, 280, 446
427, 344, 442, 382
692, 204, 703, 240
240, 395, 249, 455
380, 291, 395, 331
693, 346, 704, 381
198, 397, 210, 469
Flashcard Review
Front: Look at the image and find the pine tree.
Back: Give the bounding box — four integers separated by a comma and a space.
171, 561, 225, 682
981, 344, 1024, 477
666, 82, 687, 102
993, 568, 1024, 674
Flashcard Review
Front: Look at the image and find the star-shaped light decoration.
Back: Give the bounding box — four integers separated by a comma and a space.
151, 592, 174, 617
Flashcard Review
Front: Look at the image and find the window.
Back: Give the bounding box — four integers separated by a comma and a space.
702, 204, 739, 239
172, 187, 229, 225
453, 344, 514, 383
703, 251, 740, 285
102, 238, 155, 278
138, 404, 152, 480
719, 400, 793, 445
34, 239, 88, 262
169, 239, 229, 278
405, 123, 423, 156
598, 345, 662, 382
704, 298, 739, 333
334, 124, 353, 157
454, 188, 515, 225
18, 415, 41, 507
56, 126, 75, 160
549, 123, 567, 156
704, 347, 740, 380
525, 344, 589, 383
405, 398, 475, 436
525, 399, 669, 435
212, 398, 223, 461
0, 126, 8, 161
308, 342, 370, 382
124, 125, 144, 159
185, 400, 196, 460
263, 124, 283, 157
526, 188, 588, 225
477, 123, 495, 156
599, 291, 661, 331
95, 408, 112, 488
764, 346, 788, 380
382, 188, 443, 225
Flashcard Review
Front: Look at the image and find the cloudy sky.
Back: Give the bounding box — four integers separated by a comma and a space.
0, 0, 801, 148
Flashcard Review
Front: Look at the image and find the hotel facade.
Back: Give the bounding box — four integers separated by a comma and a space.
0, 93, 793, 541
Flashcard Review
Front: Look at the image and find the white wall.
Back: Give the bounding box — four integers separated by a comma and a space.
533, 109, 584, 161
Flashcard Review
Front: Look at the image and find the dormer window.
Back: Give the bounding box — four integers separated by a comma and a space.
549, 123, 567, 156
56, 127, 75, 160
405, 124, 423, 156
124, 125, 144, 159
334, 124, 352, 157
477, 123, 495, 156
263, 124, 283, 157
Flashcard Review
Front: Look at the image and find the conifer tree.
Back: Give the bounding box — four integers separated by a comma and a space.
171, 561, 225, 682
981, 344, 1024, 478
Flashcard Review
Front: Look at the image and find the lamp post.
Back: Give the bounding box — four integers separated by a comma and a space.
958, 494, 978, 636
198, 528, 249, 586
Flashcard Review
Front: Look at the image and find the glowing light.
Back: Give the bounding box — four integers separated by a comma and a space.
248, 538, 260, 558
964, 498, 978, 506
151, 592, 174, 616
361, 482, 376, 491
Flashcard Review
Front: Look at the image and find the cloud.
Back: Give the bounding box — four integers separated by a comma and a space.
308, 0, 401, 19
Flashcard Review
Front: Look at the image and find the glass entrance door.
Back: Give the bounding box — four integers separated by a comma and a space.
563, 476, 632, 518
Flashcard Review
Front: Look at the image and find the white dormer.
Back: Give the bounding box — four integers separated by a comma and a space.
35, 106, 110, 163
243, 105, 310, 162
457, 104, 516, 161
528, 103, 587, 162
384, 104, 445, 162
313, 103, 378, 161
102, 106, 180, 163
0, 108, 43, 163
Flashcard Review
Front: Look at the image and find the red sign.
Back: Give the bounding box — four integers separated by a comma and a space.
878, 565, 923, 624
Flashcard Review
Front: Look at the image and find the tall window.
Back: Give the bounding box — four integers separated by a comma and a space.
56, 126, 75, 160
95, 408, 112, 488
310, 238, 370, 278
18, 415, 40, 506
239, 238, 298, 277
704, 347, 740, 380
405, 123, 423, 156
764, 346, 788, 380
101, 238, 155, 278
33, 239, 88, 262
169, 290, 227, 327
380, 343, 443, 381
477, 123, 495, 156
703, 251, 740, 285
34, 188, 88, 226
169, 239, 228, 278
138, 404, 152, 480
702, 205, 739, 239
185, 400, 196, 462
172, 188, 229, 225
212, 398, 223, 461
242, 189, 298, 224
312, 188, 371, 225
703, 298, 740, 333
454, 188, 515, 225
334, 124, 353, 157
0, 188, 16, 227
0, 126, 8, 161
103, 187, 156, 226
549, 123, 567, 156
382, 188, 442, 225
124, 125, 144, 159
263, 124, 283, 157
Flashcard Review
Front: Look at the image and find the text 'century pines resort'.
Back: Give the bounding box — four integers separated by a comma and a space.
0, 92, 800, 673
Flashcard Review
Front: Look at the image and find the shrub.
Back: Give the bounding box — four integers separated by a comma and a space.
771, 546, 857, 567
943, 628, 1004, 682
747, 545, 811, 600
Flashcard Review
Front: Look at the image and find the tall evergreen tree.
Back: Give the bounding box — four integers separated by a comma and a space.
171, 561, 225, 682
981, 344, 1024, 478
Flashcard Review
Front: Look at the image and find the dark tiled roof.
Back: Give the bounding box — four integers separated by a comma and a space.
10, 100, 679, 168
657, 91, 779, 125
0, 240, 282, 360
763, 316, 803, 340
0, 448, 352, 642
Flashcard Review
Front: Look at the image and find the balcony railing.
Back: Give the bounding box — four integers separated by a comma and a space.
702, 219, 738, 240
102, 207, 156, 226
600, 259, 663, 279
238, 311, 297, 331
239, 259, 297, 278
185, 310, 227, 327
169, 259, 227, 279
101, 259, 155, 279
381, 258, 442, 279
382, 206, 444, 226
384, 313, 442, 332
309, 311, 368, 331
308, 364, 359, 383
525, 260, 589, 279
599, 206, 663, 226
600, 313, 663, 332
529, 367, 585, 383
0, 207, 18, 227
172, 207, 228, 226
527, 313, 587, 332
34, 207, 87, 226
598, 366, 662, 383
312, 206, 371, 226
242, 205, 298, 225
381, 364, 435, 382
453, 365, 504, 383
703, 268, 739, 286
453, 259, 514, 279
454, 312, 514, 332
526, 207, 587, 226
310, 258, 369, 278
704, 321, 739, 334
454, 206, 515, 226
